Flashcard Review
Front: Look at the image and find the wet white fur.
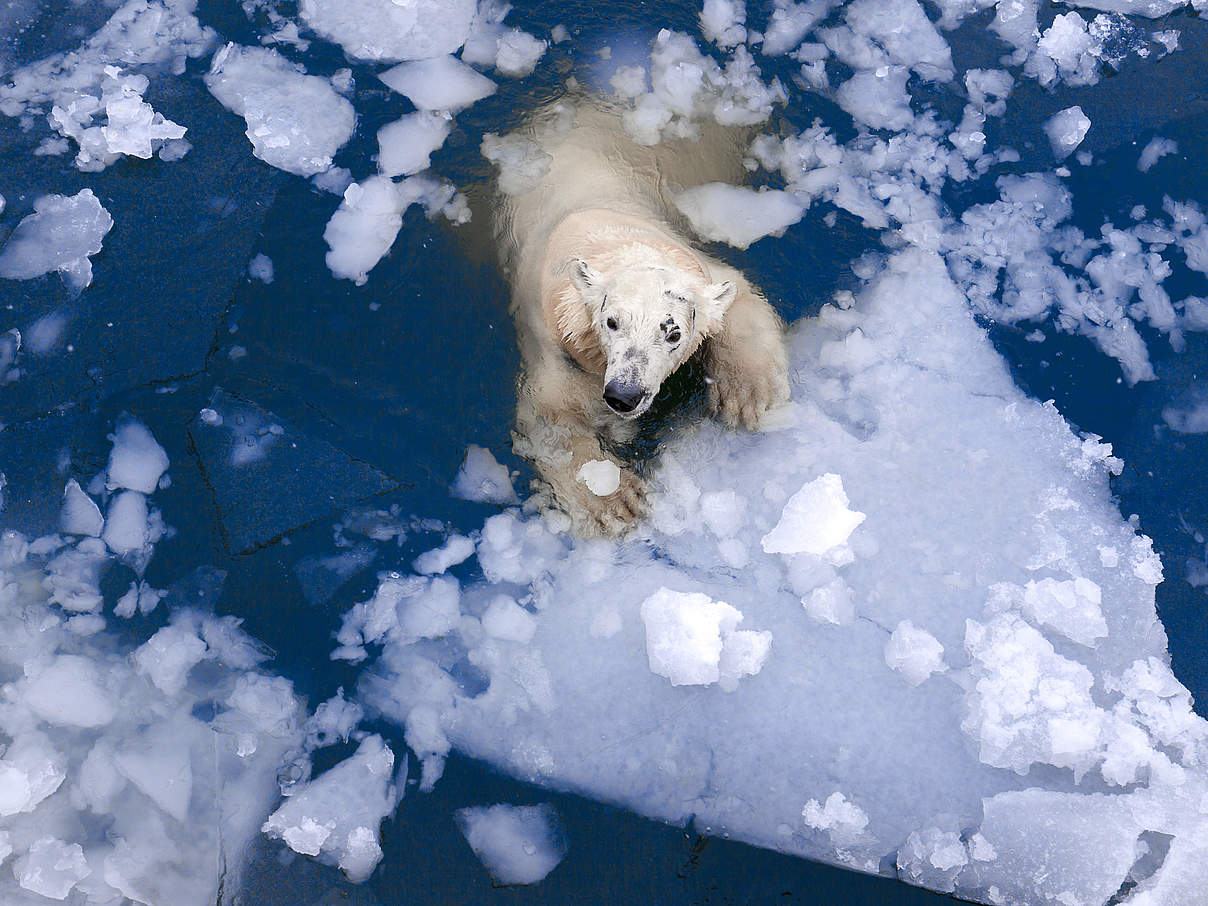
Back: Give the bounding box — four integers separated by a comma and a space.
497, 98, 790, 535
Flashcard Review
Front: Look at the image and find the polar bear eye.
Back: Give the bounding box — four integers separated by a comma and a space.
665, 328, 681, 344
606, 317, 618, 331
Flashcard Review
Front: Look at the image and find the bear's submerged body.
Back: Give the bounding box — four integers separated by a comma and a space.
496, 98, 790, 535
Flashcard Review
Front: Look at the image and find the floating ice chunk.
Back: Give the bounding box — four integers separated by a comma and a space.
133, 624, 208, 696
762, 473, 865, 556
674, 184, 805, 249
114, 579, 165, 618
883, 621, 946, 686
1138, 136, 1177, 172
760, 0, 837, 55
494, 29, 548, 77
24, 655, 117, 728
1021, 577, 1108, 647
701, 0, 747, 49
1163, 396, 1208, 434
481, 597, 538, 643
576, 460, 621, 496
15, 837, 91, 900
825, 0, 955, 82
324, 173, 466, 282
452, 445, 518, 504
60, 480, 103, 537
481, 133, 552, 195
262, 735, 400, 882
247, 253, 274, 283
0, 189, 113, 292
1045, 105, 1091, 160
158, 136, 191, 161
107, 417, 169, 493
1033, 12, 1099, 86
205, 44, 356, 177
377, 112, 452, 178
102, 491, 149, 555
801, 792, 869, 845
413, 534, 475, 574
835, 66, 913, 132
379, 56, 497, 112
551, 24, 570, 44
298, 0, 476, 62
610, 65, 648, 98
323, 177, 408, 285
455, 803, 567, 885
101, 80, 187, 157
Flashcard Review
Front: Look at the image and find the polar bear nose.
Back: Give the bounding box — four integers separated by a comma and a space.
604, 380, 645, 414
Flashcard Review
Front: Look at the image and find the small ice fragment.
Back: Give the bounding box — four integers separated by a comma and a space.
495, 29, 548, 77
883, 620, 946, 685
576, 460, 621, 496
413, 534, 475, 575
1044, 106, 1091, 160
248, 253, 275, 283
452, 445, 518, 504
0, 189, 113, 292
205, 43, 356, 177
377, 112, 453, 177
762, 473, 866, 556
60, 479, 103, 536
674, 183, 804, 250
379, 56, 497, 112
107, 417, 169, 493
455, 803, 567, 885
101, 490, 148, 554
1137, 136, 1177, 172
481, 133, 552, 195
299, 0, 477, 62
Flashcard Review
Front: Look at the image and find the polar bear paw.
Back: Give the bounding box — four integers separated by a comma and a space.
708, 362, 790, 431
574, 468, 647, 537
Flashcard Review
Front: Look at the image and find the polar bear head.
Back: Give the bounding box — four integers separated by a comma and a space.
565, 257, 736, 419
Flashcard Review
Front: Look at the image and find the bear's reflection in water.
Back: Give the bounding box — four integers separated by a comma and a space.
484, 96, 790, 536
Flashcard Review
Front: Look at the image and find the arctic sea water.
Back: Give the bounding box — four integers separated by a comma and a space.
0, 0, 1207, 904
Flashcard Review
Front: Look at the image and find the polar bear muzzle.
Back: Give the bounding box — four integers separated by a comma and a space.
603, 378, 646, 414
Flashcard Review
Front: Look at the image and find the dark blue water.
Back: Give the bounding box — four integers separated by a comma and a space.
1, 1, 1206, 904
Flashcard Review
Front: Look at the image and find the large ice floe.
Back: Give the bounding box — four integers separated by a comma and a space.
347, 247, 1208, 905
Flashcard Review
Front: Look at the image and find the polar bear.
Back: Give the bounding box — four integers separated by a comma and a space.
496, 98, 789, 535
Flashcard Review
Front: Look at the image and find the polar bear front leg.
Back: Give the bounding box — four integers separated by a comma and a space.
514, 384, 647, 536
705, 281, 790, 430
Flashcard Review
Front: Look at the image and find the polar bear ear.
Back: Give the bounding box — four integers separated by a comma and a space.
697, 281, 737, 332
568, 258, 605, 306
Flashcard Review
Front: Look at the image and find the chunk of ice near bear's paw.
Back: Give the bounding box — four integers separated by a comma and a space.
640, 588, 771, 690
761, 473, 865, 556
576, 460, 621, 496
455, 803, 567, 885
